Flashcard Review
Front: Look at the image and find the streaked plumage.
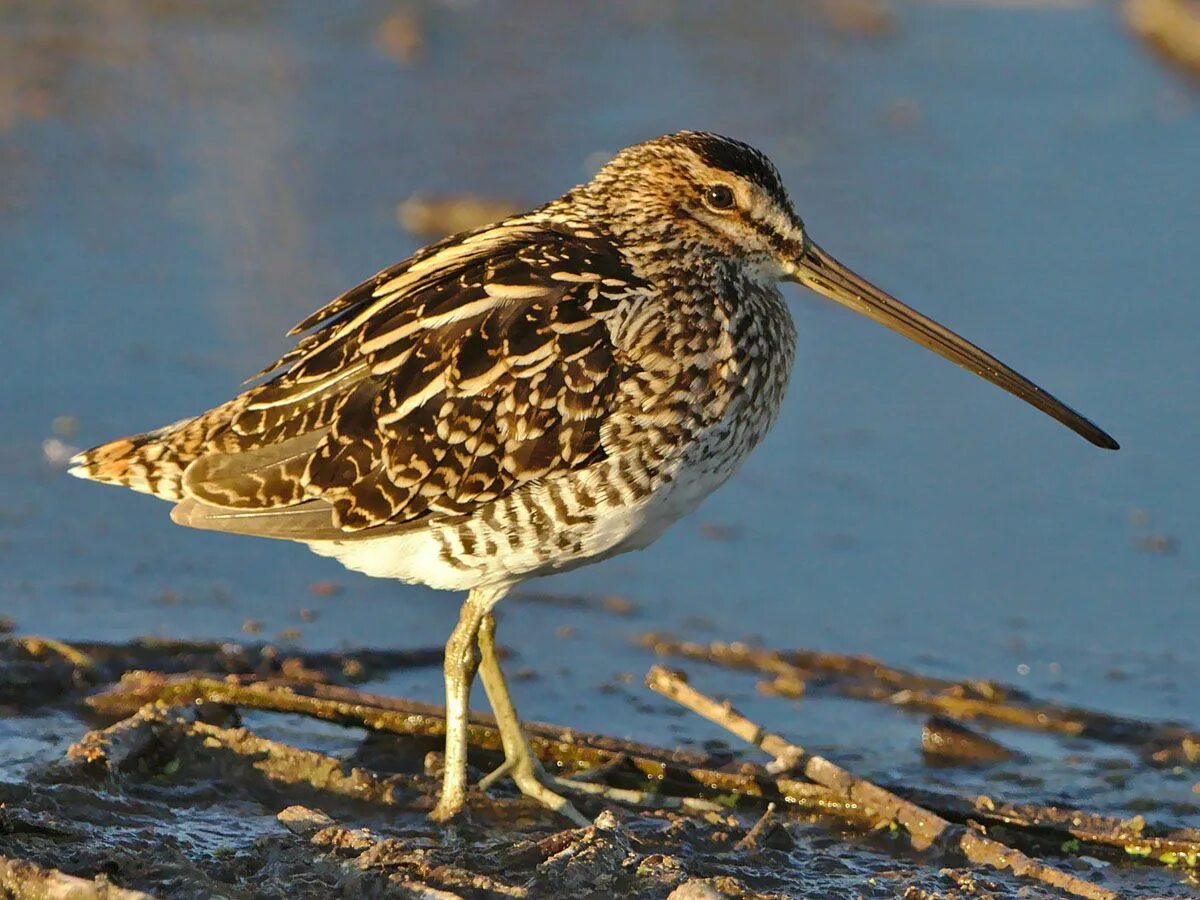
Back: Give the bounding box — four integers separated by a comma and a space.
71, 132, 1115, 822
72, 135, 798, 592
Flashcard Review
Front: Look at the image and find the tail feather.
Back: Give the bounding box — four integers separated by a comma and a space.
68, 396, 251, 501
69, 420, 192, 500
169, 496, 346, 540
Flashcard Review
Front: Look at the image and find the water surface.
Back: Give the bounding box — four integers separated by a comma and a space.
1, 2, 1198, 891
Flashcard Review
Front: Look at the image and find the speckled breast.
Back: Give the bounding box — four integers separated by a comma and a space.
425, 283, 798, 587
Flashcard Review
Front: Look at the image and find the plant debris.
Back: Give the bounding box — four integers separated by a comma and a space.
639, 633, 1200, 766
0, 635, 1193, 897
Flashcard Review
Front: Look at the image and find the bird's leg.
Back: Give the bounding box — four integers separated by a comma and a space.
428, 587, 500, 823
476, 611, 590, 826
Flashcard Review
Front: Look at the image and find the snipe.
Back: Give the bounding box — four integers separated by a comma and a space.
71, 131, 1117, 823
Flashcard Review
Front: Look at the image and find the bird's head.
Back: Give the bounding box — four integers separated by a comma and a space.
576, 131, 1118, 450
581, 131, 807, 283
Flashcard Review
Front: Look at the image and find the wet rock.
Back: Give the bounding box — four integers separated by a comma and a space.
528, 809, 631, 894
921, 716, 1017, 766
636, 852, 687, 886
277, 804, 336, 837
669, 879, 728, 900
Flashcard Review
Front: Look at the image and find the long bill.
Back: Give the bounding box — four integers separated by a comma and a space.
788, 242, 1118, 450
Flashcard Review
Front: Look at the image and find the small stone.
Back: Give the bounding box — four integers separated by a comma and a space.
530, 808, 631, 893
668, 880, 728, 900
277, 805, 335, 837
601, 594, 636, 615
309, 580, 343, 597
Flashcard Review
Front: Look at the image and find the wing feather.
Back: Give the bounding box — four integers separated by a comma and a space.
117, 221, 649, 540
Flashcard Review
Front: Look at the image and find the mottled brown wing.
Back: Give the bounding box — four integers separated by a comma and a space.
167, 222, 647, 538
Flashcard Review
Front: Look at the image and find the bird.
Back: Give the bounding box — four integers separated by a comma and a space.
70, 131, 1118, 825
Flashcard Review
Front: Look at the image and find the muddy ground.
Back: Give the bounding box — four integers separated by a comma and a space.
0, 633, 1196, 898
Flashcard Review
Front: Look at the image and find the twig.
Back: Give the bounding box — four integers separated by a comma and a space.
88, 672, 1200, 868
646, 665, 1117, 900
734, 802, 777, 851
901, 788, 1200, 867
86, 671, 868, 818
551, 775, 725, 814
639, 633, 1200, 764
20, 636, 96, 668
0, 636, 443, 705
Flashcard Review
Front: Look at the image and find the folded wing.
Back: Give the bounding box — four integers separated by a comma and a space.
73, 220, 648, 541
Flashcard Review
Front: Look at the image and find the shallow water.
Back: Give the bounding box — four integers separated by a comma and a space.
2, 1, 1198, 894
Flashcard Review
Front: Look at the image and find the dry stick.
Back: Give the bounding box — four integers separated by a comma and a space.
89, 672, 714, 771
645, 665, 1117, 900
640, 634, 1200, 763
1, 635, 443, 701
88, 673, 826, 818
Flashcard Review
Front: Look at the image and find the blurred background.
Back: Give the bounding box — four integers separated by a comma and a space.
1, 0, 1198, 812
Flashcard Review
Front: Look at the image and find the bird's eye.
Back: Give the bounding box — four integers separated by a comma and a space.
703, 184, 735, 211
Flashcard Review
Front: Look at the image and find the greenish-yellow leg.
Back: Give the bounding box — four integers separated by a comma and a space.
428, 587, 498, 822
476, 610, 589, 826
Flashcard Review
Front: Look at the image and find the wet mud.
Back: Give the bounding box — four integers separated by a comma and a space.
0, 634, 1196, 898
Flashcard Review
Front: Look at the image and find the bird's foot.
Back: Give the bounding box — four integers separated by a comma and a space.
479, 743, 590, 827
428, 785, 469, 823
